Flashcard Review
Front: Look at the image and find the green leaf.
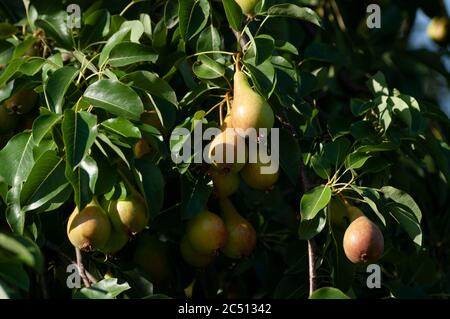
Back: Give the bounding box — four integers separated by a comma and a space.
0, 132, 35, 186
133, 160, 165, 216
20, 151, 67, 212
109, 42, 158, 67
309, 287, 351, 299
350, 98, 372, 116
389, 96, 412, 127
381, 186, 422, 222
345, 152, 371, 170
0, 22, 17, 39
179, 0, 210, 41
196, 25, 221, 54
0, 263, 29, 291
181, 173, 212, 220
0, 233, 44, 272
32, 113, 63, 144
253, 34, 275, 65
388, 204, 422, 246
192, 55, 225, 79
298, 209, 327, 240
83, 79, 144, 120
62, 110, 98, 170
244, 59, 276, 99
267, 4, 322, 27
80, 155, 99, 194
222, 0, 243, 31
101, 118, 141, 139
323, 137, 351, 168
0, 57, 25, 86
367, 71, 389, 96
98, 26, 131, 67
35, 12, 72, 49
300, 185, 332, 220
74, 278, 130, 299
46, 66, 79, 114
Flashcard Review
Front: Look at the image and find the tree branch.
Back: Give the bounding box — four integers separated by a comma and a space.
75, 247, 92, 287
307, 239, 318, 295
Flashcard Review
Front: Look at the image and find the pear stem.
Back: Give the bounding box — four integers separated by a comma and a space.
75, 247, 91, 288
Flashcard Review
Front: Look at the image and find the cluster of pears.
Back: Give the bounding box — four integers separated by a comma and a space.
427, 16, 450, 45
66, 184, 150, 254
329, 198, 384, 264
207, 63, 279, 197
180, 198, 256, 267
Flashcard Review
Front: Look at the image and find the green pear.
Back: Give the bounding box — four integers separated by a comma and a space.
219, 198, 256, 258
4, 89, 38, 115
180, 236, 215, 268
240, 157, 279, 191
207, 128, 247, 173
0, 105, 18, 134
234, 0, 259, 16
67, 198, 112, 251
105, 191, 150, 235
211, 170, 240, 198
186, 210, 228, 254
100, 227, 130, 255
231, 70, 274, 136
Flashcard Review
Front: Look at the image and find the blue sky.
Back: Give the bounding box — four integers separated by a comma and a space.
408, 1, 450, 117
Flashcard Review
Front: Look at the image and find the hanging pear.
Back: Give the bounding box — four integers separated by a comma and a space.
211, 170, 240, 198
234, 0, 259, 16
231, 70, 274, 137
186, 210, 228, 254
219, 199, 256, 258
100, 227, 130, 255
180, 236, 215, 268
105, 189, 150, 235
67, 198, 112, 251
240, 156, 279, 191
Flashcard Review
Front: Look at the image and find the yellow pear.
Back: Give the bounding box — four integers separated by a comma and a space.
231, 70, 274, 137
219, 199, 256, 258
240, 157, 279, 191
67, 198, 112, 251
207, 127, 247, 173
234, 0, 259, 16
100, 227, 130, 255
105, 191, 149, 235
427, 17, 450, 45
180, 236, 215, 268
186, 210, 228, 254
211, 170, 240, 198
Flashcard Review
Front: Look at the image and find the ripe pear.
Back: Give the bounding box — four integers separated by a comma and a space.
180, 236, 214, 267
0, 105, 18, 134
234, 0, 259, 16
427, 17, 450, 45
343, 216, 384, 264
207, 128, 247, 173
219, 199, 256, 258
105, 191, 149, 235
133, 234, 170, 283
231, 70, 274, 137
67, 199, 112, 251
186, 210, 228, 254
4, 89, 38, 115
211, 170, 240, 198
100, 227, 130, 255
133, 138, 152, 159
240, 157, 279, 191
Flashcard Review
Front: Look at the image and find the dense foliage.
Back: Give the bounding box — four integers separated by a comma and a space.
0, 0, 449, 299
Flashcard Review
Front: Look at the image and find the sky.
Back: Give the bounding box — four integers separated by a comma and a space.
408, 0, 450, 117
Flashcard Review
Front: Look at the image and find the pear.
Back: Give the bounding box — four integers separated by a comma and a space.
219, 199, 256, 258
4, 89, 38, 115
343, 215, 384, 264
0, 105, 18, 134
207, 127, 247, 173
186, 210, 228, 254
231, 70, 274, 137
180, 236, 215, 268
234, 0, 259, 16
100, 227, 130, 255
67, 198, 112, 251
133, 138, 152, 159
240, 157, 279, 191
141, 110, 164, 133
211, 170, 240, 198
105, 191, 150, 235
133, 233, 170, 283
328, 199, 364, 230
427, 17, 450, 45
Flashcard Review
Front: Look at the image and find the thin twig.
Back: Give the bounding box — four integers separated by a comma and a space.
75, 248, 91, 287
308, 239, 317, 295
